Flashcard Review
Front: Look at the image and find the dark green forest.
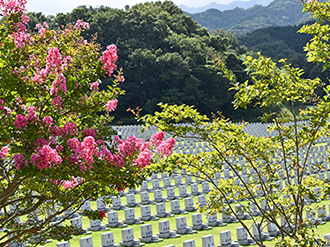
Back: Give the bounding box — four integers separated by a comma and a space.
238, 22, 330, 95
27, 1, 258, 124
187, 0, 310, 36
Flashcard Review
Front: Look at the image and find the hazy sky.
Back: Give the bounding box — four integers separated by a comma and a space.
26, 0, 237, 15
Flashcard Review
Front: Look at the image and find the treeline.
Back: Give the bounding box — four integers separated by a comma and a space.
187, 0, 310, 36
27, 1, 261, 124
238, 22, 330, 95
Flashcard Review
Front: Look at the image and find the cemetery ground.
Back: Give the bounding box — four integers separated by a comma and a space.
7, 177, 329, 247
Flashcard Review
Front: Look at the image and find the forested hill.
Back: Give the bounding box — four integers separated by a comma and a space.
187, 0, 310, 36
238, 22, 330, 94
27, 1, 260, 124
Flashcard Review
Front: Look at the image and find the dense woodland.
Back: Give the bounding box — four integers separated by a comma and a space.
26, 0, 328, 124
27, 1, 258, 124
187, 0, 310, 36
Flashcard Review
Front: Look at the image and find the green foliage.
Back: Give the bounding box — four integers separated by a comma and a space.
27, 1, 258, 123
142, 1, 330, 246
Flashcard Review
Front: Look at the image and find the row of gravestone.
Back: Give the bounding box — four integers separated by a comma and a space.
58, 224, 330, 247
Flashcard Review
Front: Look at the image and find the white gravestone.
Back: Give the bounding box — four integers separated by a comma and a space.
156, 203, 171, 218
207, 213, 225, 227
202, 234, 215, 247
236, 227, 255, 246
79, 236, 94, 247
153, 189, 166, 203
88, 219, 107, 232
124, 208, 143, 225
170, 200, 186, 215
139, 224, 163, 243
184, 197, 196, 212
71, 217, 91, 235
101, 232, 120, 247
197, 195, 207, 209
163, 178, 172, 188
191, 213, 211, 230
252, 222, 270, 241
56, 242, 70, 247
190, 183, 201, 196
97, 198, 110, 212
139, 191, 153, 205
182, 239, 195, 247
140, 181, 150, 192
166, 187, 178, 200
175, 216, 196, 235
140, 205, 157, 221
267, 222, 280, 237
202, 182, 210, 194
235, 204, 251, 220
126, 194, 139, 208
174, 176, 182, 187
106, 211, 126, 228
179, 185, 190, 198
157, 220, 180, 239
185, 175, 193, 185
120, 228, 144, 246
219, 230, 239, 247
111, 196, 125, 210
152, 179, 161, 190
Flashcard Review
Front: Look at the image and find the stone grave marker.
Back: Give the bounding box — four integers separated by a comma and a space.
163, 178, 172, 188
153, 189, 166, 203
222, 207, 238, 223
318, 205, 330, 221
79, 236, 94, 247
191, 213, 211, 230
151, 179, 161, 190
140, 205, 157, 221
207, 213, 226, 227
236, 227, 255, 246
156, 202, 172, 218
202, 234, 215, 247
140, 181, 150, 192
106, 211, 126, 228
120, 228, 144, 246
56, 241, 70, 247
235, 204, 251, 220
71, 217, 91, 235
139, 224, 163, 243
184, 197, 196, 212
174, 176, 182, 187
101, 232, 120, 247
190, 183, 201, 196
126, 194, 140, 208
124, 208, 144, 225
182, 239, 195, 247
202, 181, 210, 194
80, 200, 91, 214
170, 199, 186, 215
252, 222, 271, 241
166, 187, 178, 200
88, 219, 108, 231
267, 221, 280, 237
111, 196, 125, 210
185, 175, 193, 185
157, 220, 180, 238
219, 230, 239, 247
139, 191, 153, 205
97, 198, 110, 212
197, 195, 207, 209
179, 185, 190, 198
174, 216, 196, 235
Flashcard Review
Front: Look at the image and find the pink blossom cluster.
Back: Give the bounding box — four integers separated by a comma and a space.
90, 79, 101, 90
42, 116, 53, 127
13, 153, 26, 169
61, 176, 80, 190
0, 146, 9, 159
31, 145, 62, 169
0, 0, 27, 16
74, 20, 90, 30
36, 22, 48, 37
50, 122, 78, 138
100, 44, 118, 77
134, 149, 152, 168
156, 138, 175, 157
105, 99, 118, 113
150, 131, 165, 146
27, 106, 38, 123
82, 128, 96, 138
14, 114, 28, 129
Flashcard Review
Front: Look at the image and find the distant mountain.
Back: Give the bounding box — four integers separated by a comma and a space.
187, 0, 311, 36
179, 0, 272, 13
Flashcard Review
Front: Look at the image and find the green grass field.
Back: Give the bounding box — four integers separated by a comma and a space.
41, 182, 330, 247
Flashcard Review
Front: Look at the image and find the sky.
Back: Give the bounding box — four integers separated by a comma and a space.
26, 0, 237, 15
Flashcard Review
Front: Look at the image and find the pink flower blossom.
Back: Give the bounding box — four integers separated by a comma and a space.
46, 47, 63, 74
43, 116, 53, 127
61, 176, 80, 190
98, 210, 106, 219
105, 99, 118, 112
156, 138, 175, 157
0, 146, 9, 159
118, 76, 125, 82
100, 44, 118, 77
150, 132, 165, 146
51, 96, 62, 107
14, 114, 28, 129
134, 149, 152, 168
31, 145, 62, 169
50, 74, 67, 95
90, 79, 101, 90
74, 20, 90, 30
13, 153, 26, 169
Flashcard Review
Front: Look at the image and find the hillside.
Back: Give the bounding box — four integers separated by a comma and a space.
27, 1, 260, 123
187, 0, 310, 36
179, 0, 272, 14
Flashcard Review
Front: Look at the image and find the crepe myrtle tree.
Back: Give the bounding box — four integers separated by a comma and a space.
0, 1, 175, 246
142, 1, 330, 246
